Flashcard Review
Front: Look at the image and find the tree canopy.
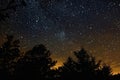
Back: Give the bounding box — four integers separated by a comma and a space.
0, 36, 119, 80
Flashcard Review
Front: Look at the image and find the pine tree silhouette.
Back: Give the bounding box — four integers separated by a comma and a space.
59, 48, 112, 80
96, 65, 112, 80
58, 57, 76, 80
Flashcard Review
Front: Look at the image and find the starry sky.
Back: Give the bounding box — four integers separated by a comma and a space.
0, 0, 120, 74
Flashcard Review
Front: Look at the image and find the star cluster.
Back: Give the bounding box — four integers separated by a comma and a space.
0, 0, 120, 74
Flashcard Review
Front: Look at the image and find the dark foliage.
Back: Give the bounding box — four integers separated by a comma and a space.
111, 74, 120, 80
0, 36, 120, 80
0, 0, 26, 21
0, 1, 120, 80
0, 35, 20, 80
58, 48, 120, 80
14, 44, 57, 80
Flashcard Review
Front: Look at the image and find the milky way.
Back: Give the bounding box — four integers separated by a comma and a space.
0, 0, 120, 74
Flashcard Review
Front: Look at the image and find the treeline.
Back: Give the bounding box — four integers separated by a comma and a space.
0, 35, 120, 80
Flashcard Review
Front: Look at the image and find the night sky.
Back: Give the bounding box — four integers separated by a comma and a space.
0, 0, 120, 74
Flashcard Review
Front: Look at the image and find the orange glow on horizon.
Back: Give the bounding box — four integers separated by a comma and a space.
51, 62, 63, 69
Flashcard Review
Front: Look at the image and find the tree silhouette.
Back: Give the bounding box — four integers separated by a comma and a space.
15, 44, 56, 80
0, 35, 21, 80
58, 57, 77, 80
0, 35, 119, 80
59, 48, 112, 80
96, 65, 112, 80
111, 74, 120, 80
0, 0, 26, 21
